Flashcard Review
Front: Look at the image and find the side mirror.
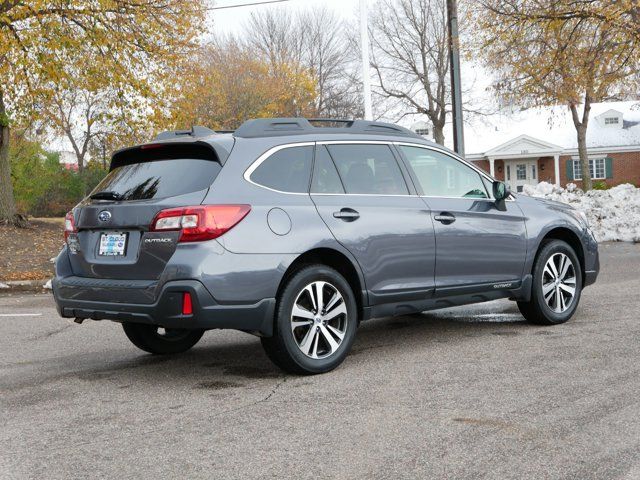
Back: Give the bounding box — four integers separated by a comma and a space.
493, 181, 510, 201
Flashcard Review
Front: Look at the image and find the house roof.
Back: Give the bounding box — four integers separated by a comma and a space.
465, 101, 640, 158
484, 134, 563, 159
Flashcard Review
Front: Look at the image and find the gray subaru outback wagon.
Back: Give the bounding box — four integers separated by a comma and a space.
52, 118, 599, 374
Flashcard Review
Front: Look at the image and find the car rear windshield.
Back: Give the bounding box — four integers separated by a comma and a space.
90, 159, 222, 201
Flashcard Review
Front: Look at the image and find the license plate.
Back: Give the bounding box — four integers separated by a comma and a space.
99, 232, 127, 256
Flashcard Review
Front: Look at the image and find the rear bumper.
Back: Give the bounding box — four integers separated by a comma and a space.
52, 277, 275, 336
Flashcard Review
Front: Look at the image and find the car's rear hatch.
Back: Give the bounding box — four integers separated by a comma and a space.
66, 142, 226, 280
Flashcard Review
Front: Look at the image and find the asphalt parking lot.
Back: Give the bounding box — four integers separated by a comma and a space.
1, 242, 639, 480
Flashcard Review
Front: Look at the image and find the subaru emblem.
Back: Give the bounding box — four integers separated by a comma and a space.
98, 210, 112, 222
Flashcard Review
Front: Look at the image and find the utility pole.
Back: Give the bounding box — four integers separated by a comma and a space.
360, 0, 373, 121
447, 0, 465, 156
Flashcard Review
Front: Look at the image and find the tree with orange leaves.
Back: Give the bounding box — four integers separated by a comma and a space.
168, 39, 317, 131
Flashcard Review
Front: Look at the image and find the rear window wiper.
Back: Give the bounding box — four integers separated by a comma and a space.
90, 191, 123, 201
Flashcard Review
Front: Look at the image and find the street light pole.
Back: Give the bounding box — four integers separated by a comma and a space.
447, 0, 465, 156
360, 0, 373, 120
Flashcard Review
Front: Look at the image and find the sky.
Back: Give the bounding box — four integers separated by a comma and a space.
50, 0, 504, 154
52, 0, 494, 153
208, 0, 495, 151
210, 0, 360, 34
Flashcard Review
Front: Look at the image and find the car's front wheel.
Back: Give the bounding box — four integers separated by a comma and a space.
518, 239, 583, 325
261, 265, 358, 375
122, 322, 204, 355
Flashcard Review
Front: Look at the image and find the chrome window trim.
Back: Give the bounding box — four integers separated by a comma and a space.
393, 142, 516, 201
243, 140, 516, 201
317, 140, 394, 145
243, 142, 315, 195
311, 193, 414, 197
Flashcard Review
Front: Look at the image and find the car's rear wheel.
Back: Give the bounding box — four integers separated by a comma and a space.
122, 322, 204, 355
261, 265, 358, 375
518, 240, 582, 325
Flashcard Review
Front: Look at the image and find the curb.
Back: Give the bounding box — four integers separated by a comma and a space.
0, 279, 52, 293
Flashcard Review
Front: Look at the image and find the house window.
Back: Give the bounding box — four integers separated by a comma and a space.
415, 128, 430, 136
573, 158, 606, 180
516, 164, 527, 180
604, 117, 619, 125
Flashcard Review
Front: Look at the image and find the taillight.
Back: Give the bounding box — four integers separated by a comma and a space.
64, 211, 76, 241
150, 205, 251, 242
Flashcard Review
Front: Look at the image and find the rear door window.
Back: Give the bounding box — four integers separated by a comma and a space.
91, 159, 222, 201
311, 146, 345, 194
250, 146, 313, 193
325, 144, 408, 195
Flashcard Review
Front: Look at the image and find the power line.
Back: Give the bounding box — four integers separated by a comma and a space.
208, 0, 291, 10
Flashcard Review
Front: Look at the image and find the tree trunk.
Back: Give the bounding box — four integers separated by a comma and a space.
576, 125, 592, 191
569, 95, 593, 191
433, 121, 445, 146
0, 88, 18, 224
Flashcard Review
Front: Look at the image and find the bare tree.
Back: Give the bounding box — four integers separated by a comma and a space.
245, 9, 304, 76
370, 0, 449, 145
244, 6, 363, 119
297, 8, 363, 118
39, 84, 147, 178
46, 89, 105, 173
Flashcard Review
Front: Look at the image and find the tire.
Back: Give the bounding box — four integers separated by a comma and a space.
518, 240, 583, 325
261, 265, 358, 375
122, 322, 204, 355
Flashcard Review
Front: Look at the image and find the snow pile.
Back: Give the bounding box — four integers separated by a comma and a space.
522, 182, 640, 243
43, 279, 53, 290
0, 282, 9, 289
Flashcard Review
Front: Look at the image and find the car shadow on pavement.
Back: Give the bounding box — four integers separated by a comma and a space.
89, 306, 531, 382
3, 303, 539, 395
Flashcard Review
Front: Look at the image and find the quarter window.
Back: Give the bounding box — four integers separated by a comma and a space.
399, 146, 488, 198
326, 144, 408, 195
249, 146, 313, 193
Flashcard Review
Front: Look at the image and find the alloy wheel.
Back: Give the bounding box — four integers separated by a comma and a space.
290, 281, 348, 359
542, 253, 577, 313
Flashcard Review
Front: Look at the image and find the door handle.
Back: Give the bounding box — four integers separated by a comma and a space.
434, 213, 456, 224
333, 208, 360, 222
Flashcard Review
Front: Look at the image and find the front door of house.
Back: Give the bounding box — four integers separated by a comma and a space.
506, 159, 538, 192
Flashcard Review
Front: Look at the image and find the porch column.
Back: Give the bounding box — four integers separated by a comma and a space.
553, 154, 560, 187
489, 157, 495, 177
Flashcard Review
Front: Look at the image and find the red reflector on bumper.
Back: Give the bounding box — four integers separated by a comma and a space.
182, 292, 193, 315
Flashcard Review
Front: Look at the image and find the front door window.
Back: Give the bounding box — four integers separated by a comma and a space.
398, 146, 489, 198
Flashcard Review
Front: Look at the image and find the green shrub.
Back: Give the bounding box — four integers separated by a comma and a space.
11, 139, 108, 217
592, 181, 610, 190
